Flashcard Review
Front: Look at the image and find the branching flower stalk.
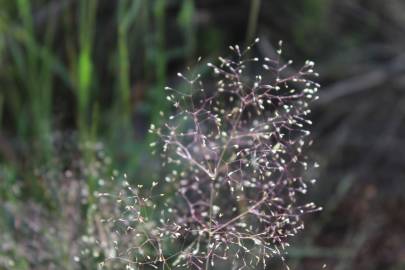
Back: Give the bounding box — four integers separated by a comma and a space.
97, 39, 321, 270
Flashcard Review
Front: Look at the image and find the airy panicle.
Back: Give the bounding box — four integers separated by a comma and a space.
98, 39, 320, 270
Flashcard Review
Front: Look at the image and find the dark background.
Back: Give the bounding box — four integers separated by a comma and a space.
0, 0, 404, 269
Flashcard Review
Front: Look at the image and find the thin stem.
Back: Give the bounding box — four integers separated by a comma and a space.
205, 106, 243, 269
205, 182, 214, 270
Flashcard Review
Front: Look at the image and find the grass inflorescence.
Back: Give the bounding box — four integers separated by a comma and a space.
95, 39, 321, 269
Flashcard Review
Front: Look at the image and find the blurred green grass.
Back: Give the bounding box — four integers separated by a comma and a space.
0, 0, 201, 180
